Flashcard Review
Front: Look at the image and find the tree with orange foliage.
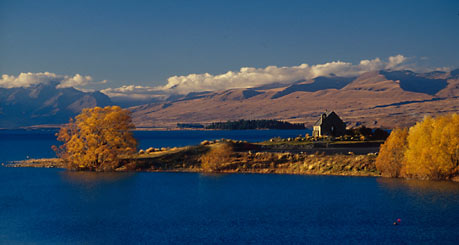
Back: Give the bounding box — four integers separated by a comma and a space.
403, 113, 459, 180
376, 113, 459, 180
375, 128, 408, 177
53, 106, 137, 171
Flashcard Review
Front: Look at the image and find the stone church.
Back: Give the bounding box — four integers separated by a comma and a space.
312, 111, 346, 137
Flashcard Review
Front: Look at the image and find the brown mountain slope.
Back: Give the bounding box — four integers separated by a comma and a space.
342, 71, 399, 91
436, 78, 459, 97
131, 71, 459, 129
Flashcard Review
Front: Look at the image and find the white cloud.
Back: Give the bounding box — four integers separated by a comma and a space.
0, 72, 105, 89
386, 54, 406, 69
157, 55, 409, 94
101, 85, 168, 100
4, 55, 447, 102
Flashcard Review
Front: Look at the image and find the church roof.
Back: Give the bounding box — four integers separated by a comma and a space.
314, 111, 336, 126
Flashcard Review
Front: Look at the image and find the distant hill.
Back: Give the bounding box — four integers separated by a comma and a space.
379, 70, 448, 95
0, 82, 112, 128
2, 69, 458, 129
271, 76, 356, 99
131, 69, 459, 129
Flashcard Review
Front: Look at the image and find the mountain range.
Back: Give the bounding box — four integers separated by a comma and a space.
130, 69, 459, 129
0, 81, 111, 128
1, 69, 458, 129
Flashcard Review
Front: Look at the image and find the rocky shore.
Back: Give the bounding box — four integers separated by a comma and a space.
6, 140, 380, 177
6, 158, 65, 168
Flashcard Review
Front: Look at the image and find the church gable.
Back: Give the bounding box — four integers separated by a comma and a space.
312, 111, 346, 137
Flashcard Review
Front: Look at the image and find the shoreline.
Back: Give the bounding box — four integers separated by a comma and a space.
5, 140, 381, 177
4, 160, 379, 177
7, 161, 458, 181
6, 148, 458, 182
0, 126, 311, 131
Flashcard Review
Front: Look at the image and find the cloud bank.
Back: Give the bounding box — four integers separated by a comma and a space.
2, 55, 447, 103
0, 72, 106, 89
159, 54, 408, 94
101, 54, 413, 100
101, 85, 168, 101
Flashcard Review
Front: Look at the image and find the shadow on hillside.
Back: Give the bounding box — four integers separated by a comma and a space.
271, 76, 355, 99
371, 97, 451, 109
380, 70, 448, 95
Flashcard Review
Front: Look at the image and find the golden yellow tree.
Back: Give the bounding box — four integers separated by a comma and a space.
375, 128, 408, 177
403, 113, 459, 179
53, 106, 137, 171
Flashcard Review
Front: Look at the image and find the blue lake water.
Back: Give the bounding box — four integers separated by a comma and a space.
1, 130, 459, 244
0, 129, 310, 162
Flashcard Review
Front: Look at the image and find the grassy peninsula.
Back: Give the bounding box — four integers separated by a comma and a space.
129, 140, 378, 176
5, 106, 383, 177
7, 108, 457, 181
8, 138, 380, 177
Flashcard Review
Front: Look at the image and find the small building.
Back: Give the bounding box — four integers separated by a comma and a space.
312, 111, 346, 137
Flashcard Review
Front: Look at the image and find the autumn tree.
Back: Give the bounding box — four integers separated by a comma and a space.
403, 113, 459, 180
376, 113, 459, 180
53, 106, 137, 171
375, 128, 408, 177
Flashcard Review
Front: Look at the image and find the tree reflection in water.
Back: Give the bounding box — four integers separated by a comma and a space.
377, 178, 459, 193
59, 171, 135, 189
377, 177, 459, 208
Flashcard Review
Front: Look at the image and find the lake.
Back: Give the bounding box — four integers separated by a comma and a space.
0, 129, 310, 162
1, 130, 458, 244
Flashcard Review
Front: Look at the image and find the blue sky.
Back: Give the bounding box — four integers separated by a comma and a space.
1, 0, 458, 91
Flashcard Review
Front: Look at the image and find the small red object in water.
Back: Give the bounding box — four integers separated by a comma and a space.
397, 218, 401, 223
